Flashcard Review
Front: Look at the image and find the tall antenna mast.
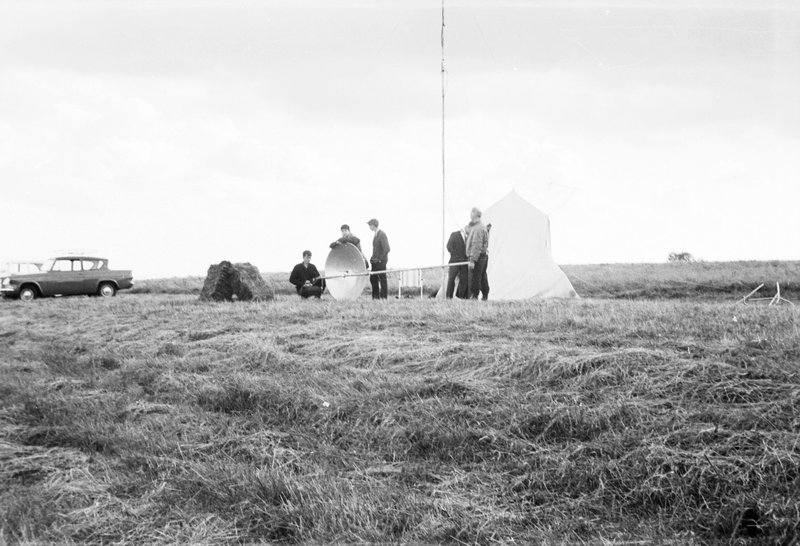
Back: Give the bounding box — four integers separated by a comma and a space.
440, 0, 447, 283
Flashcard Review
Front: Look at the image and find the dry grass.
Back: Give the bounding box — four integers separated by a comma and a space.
1, 289, 799, 544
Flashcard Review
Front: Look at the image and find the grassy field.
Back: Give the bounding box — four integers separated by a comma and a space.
1, 262, 799, 544
130, 260, 800, 301
562, 261, 800, 301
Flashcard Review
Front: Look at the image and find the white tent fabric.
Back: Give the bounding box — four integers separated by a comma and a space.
443, 190, 578, 300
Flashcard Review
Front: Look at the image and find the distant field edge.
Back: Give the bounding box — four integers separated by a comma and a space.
127, 260, 800, 301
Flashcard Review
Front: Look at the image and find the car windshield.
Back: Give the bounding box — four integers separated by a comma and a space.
40, 259, 56, 272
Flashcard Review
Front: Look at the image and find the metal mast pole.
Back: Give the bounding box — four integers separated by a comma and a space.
440, 0, 447, 290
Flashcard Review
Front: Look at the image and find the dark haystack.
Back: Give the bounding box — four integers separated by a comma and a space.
199, 261, 273, 302
233, 262, 274, 301
199, 261, 237, 301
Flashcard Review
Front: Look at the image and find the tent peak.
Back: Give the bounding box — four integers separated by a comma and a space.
491, 189, 547, 217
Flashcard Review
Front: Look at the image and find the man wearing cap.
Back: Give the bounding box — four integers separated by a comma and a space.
466, 207, 490, 300
367, 218, 390, 299
289, 250, 325, 298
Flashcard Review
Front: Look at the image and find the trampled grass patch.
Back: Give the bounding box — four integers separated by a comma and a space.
1, 288, 799, 544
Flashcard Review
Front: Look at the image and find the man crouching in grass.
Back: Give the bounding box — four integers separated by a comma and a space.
289, 250, 325, 298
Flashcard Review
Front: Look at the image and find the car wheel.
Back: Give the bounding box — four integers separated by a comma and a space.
20, 287, 37, 302
98, 283, 117, 297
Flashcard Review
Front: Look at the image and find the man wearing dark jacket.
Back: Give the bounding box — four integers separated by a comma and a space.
330, 224, 369, 267
367, 218, 390, 299
330, 224, 364, 254
445, 226, 469, 299
289, 250, 325, 298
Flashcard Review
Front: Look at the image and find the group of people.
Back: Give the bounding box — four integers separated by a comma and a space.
290, 208, 489, 300
445, 207, 490, 300
289, 218, 390, 299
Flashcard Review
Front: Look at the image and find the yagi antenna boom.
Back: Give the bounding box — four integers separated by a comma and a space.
321, 243, 468, 300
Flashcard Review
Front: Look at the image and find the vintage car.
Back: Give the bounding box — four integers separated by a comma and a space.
0, 256, 134, 301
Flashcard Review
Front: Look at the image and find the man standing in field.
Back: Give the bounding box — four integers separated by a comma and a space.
466, 207, 490, 300
367, 218, 390, 300
446, 225, 470, 299
289, 250, 325, 298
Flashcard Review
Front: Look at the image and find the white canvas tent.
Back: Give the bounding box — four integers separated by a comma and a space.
442, 190, 578, 300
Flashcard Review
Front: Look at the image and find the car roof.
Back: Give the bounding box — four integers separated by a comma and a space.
51, 256, 107, 261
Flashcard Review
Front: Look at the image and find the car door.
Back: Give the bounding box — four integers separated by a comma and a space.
43, 259, 85, 296
82, 259, 103, 294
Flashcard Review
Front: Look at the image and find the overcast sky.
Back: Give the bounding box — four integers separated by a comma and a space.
1, 0, 798, 278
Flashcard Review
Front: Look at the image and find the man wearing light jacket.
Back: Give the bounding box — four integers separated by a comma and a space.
466, 207, 489, 300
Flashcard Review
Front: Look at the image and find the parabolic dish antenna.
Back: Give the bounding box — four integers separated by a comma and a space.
324, 243, 369, 300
